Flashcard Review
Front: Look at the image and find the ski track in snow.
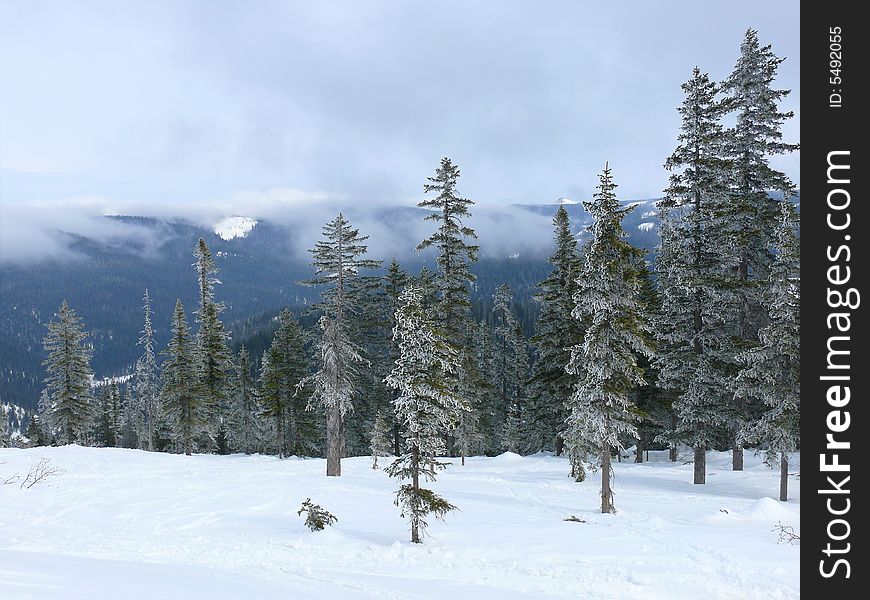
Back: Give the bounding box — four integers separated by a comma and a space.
0, 447, 799, 599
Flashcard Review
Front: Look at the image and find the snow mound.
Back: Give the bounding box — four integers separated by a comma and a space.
214, 216, 258, 240
744, 497, 800, 522
491, 451, 524, 461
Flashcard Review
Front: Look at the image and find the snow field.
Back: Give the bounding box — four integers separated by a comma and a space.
0, 446, 799, 599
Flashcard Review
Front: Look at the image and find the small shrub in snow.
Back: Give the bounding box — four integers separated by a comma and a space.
564, 515, 586, 523
297, 499, 337, 531
773, 521, 800, 545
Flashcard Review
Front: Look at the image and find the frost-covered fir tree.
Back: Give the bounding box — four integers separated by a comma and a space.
492, 284, 529, 452
227, 346, 262, 454
417, 158, 479, 455
528, 206, 583, 454
383, 258, 408, 455
302, 214, 380, 476
118, 384, 139, 449
96, 382, 122, 447
655, 67, 735, 484
734, 202, 800, 501
566, 164, 654, 513
193, 239, 234, 450
721, 29, 799, 469
501, 402, 522, 454
370, 410, 392, 469
40, 300, 94, 445
385, 285, 465, 543
160, 299, 201, 455
259, 311, 310, 458
471, 319, 497, 450
417, 157, 479, 344
133, 289, 159, 451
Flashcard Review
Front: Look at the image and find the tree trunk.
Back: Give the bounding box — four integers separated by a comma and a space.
635, 434, 644, 463
411, 445, 421, 543
669, 446, 677, 462
326, 405, 342, 476
732, 445, 744, 471
554, 435, 564, 457
693, 445, 706, 484
277, 414, 285, 460
393, 423, 401, 457
779, 452, 788, 501
601, 443, 614, 514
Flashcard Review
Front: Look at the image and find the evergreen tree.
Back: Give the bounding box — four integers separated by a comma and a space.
491, 284, 528, 451
528, 206, 583, 454
259, 311, 310, 458
385, 285, 465, 543
566, 164, 654, 513
40, 301, 94, 445
471, 319, 497, 451
501, 402, 522, 454
228, 346, 262, 454
193, 239, 234, 451
383, 259, 409, 455
133, 289, 159, 451
417, 158, 479, 455
25, 414, 48, 447
118, 384, 139, 449
370, 409, 392, 469
734, 202, 800, 500
96, 382, 122, 447
655, 68, 735, 483
302, 213, 381, 476
160, 299, 201, 455
417, 157, 480, 343
721, 29, 799, 469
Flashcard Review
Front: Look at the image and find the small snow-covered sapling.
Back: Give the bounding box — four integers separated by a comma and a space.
297, 498, 338, 531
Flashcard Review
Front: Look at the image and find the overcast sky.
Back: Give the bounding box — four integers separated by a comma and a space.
1, 1, 799, 215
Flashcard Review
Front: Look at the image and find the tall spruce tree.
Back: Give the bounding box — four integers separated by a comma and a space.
721, 29, 799, 470
228, 346, 262, 454
385, 285, 465, 543
655, 68, 735, 484
417, 158, 479, 455
528, 206, 583, 454
40, 301, 94, 445
133, 289, 159, 451
193, 239, 234, 451
384, 258, 409, 455
417, 157, 480, 343
491, 284, 528, 451
302, 213, 381, 476
96, 382, 122, 447
734, 202, 800, 500
259, 311, 310, 458
160, 299, 201, 455
566, 164, 654, 513
370, 410, 392, 469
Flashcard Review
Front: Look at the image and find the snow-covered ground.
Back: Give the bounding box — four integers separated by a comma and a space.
0, 446, 799, 599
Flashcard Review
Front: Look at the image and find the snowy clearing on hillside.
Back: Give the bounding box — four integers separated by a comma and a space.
213, 216, 258, 240
0, 447, 799, 599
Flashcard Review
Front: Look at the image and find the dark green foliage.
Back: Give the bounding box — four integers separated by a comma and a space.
393, 484, 457, 537
159, 299, 201, 455
40, 301, 94, 445
527, 206, 584, 453
258, 310, 312, 458
297, 498, 338, 531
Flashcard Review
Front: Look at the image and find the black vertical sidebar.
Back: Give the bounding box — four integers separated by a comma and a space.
801, 2, 867, 596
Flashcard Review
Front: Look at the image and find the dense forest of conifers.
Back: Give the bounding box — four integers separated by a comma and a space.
7, 29, 798, 531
